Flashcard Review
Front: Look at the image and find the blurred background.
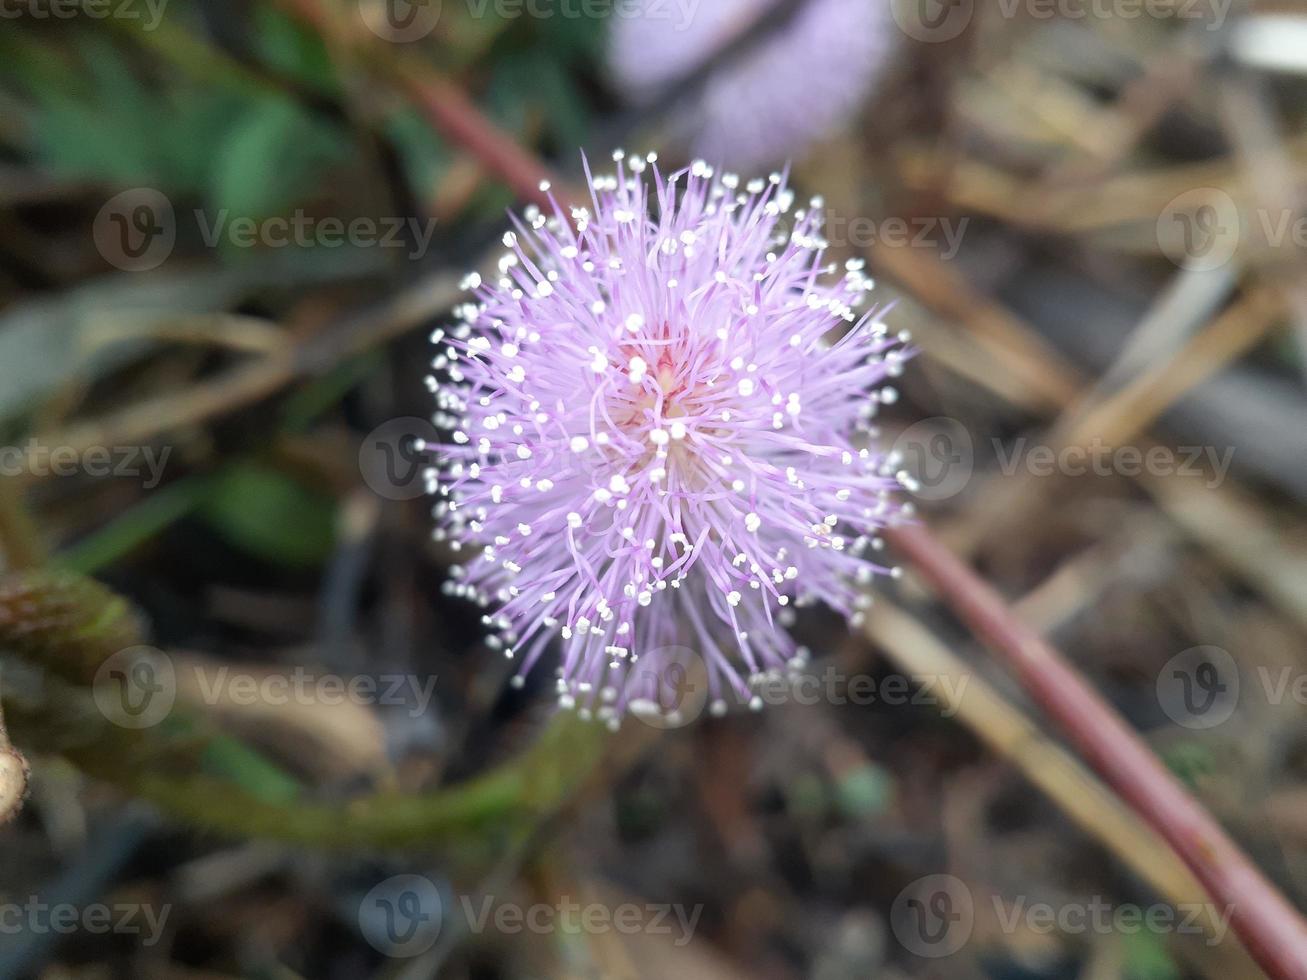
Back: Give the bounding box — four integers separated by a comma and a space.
1, 0, 1306, 977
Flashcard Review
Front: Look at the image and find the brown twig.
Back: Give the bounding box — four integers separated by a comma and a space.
24, 270, 467, 476
867, 599, 1262, 976
887, 522, 1307, 980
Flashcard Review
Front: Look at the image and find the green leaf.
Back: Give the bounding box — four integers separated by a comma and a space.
252, 5, 339, 93
535, 55, 592, 153
208, 97, 344, 221
201, 463, 338, 569
202, 736, 302, 805
280, 353, 382, 434
1161, 741, 1218, 788
11, 32, 242, 191
386, 109, 451, 197
57, 476, 215, 574
538, 4, 606, 60
1124, 931, 1179, 980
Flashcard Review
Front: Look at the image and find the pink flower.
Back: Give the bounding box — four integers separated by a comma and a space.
431, 153, 910, 727
607, 0, 893, 171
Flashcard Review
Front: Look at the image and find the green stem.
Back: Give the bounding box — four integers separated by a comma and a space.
0, 567, 609, 850
134, 713, 604, 849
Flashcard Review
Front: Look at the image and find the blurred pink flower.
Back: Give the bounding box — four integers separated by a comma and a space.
608, 0, 893, 170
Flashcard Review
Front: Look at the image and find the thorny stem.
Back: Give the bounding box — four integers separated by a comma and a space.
291, 31, 1307, 972
888, 523, 1307, 980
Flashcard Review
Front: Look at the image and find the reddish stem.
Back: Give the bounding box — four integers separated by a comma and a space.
281, 0, 564, 211
888, 523, 1307, 979
395, 73, 561, 212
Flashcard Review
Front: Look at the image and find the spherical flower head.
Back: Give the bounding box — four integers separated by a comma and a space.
430, 152, 912, 728
607, 0, 892, 171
